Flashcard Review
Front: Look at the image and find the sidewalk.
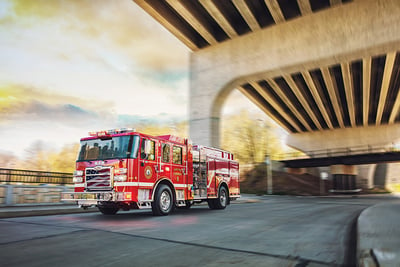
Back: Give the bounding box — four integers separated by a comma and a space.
357, 200, 400, 266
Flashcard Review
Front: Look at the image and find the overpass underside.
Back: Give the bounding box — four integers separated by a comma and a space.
134, 0, 400, 152
134, 0, 400, 191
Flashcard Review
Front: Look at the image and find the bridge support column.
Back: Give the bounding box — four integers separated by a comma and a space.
287, 168, 306, 175
330, 165, 360, 193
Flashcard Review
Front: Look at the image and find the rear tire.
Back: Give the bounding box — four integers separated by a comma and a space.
214, 186, 228, 210
152, 184, 174, 216
207, 199, 216, 209
98, 206, 119, 215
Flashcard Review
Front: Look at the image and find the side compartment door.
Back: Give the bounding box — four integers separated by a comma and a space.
229, 161, 240, 195
193, 149, 207, 199
207, 158, 217, 197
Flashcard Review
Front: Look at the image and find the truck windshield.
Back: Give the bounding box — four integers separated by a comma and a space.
77, 135, 140, 161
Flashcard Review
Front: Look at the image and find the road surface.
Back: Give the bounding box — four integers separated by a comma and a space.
0, 195, 397, 266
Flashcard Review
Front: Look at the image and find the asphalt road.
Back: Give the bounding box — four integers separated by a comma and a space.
0, 195, 397, 267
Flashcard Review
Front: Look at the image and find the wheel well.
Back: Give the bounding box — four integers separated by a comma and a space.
153, 179, 176, 202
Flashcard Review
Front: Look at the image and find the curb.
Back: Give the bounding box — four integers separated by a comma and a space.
357, 201, 400, 266
0, 207, 98, 219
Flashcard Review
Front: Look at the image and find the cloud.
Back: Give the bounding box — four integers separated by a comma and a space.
5, 0, 189, 72
0, 1, 191, 159
0, 84, 115, 125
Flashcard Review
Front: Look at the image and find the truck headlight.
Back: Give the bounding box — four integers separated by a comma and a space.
73, 176, 83, 183
74, 170, 83, 176
73, 170, 84, 183
114, 175, 127, 182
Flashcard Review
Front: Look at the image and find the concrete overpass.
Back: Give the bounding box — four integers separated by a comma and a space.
133, 0, 400, 190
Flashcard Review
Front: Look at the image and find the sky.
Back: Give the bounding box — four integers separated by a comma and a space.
0, 0, 266, 160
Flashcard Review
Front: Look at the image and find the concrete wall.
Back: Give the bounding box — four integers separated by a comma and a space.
288, 163, 400, 191
386, 163, 400, 191
0, 185, 73, 206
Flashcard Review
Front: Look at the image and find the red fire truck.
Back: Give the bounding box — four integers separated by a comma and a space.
62, 128, 240, 216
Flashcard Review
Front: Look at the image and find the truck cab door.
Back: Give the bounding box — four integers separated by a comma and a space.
139, 138, 158, 184
160, 142, 171, 178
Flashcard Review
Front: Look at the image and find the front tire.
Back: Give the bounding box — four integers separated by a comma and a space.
152, 184, 174, 216
98, 206, 119, 215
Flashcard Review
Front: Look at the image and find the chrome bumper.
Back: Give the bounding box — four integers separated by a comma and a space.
61, 191, 122, 205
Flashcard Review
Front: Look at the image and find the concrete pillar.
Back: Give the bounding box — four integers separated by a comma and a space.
330, 165, 360, 192
287, 168, 306, 175
358, 164, 376, 189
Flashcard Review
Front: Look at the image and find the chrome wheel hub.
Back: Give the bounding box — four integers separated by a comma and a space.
160, 191, 171, 211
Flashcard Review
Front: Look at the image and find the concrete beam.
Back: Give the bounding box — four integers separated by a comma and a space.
249, 81, 303, 132
363, 57, 371, 126
264, 0, 285, 24
296, 0, 312, 16
199, 0, 238, 39
376, 51, 396, 124
330, 0, 343, 6
134, 0, 198, 50
166, 0, 217, 45
389, 88, 400, 123
302, 71, 334, 129
232, 0, 260, 31
283, 74, 323, 130
341, 62, 356, 127
267, 78, 311, 131
321, 67, 345, 128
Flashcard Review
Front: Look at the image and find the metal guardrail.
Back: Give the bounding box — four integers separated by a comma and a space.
277, 143, 400, 161
0, 168, 73, 185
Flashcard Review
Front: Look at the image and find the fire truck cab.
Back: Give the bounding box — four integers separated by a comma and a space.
62, 129, 240, 216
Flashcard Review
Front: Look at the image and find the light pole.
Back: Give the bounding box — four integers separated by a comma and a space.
266, 154, 273, 195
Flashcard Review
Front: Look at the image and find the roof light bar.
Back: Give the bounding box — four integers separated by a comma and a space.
88, 128, 135, 137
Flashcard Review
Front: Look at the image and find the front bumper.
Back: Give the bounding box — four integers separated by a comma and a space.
61, 191, 127, 206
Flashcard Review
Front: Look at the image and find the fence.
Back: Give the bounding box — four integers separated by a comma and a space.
0, 168, 73, 185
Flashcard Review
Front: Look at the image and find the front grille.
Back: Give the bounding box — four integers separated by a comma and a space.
85, 167, 112, 191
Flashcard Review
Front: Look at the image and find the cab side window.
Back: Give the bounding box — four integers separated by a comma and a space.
162, 144, 170, 163
172, 146, 182, 165
141, 139, 155, 161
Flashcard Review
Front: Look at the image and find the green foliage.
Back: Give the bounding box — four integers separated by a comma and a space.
221, 110, 291, 164
16, 142, 79, 173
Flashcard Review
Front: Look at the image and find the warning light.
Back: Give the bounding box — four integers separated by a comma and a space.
124, 192, 132, 201
89, 128, 135, 137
